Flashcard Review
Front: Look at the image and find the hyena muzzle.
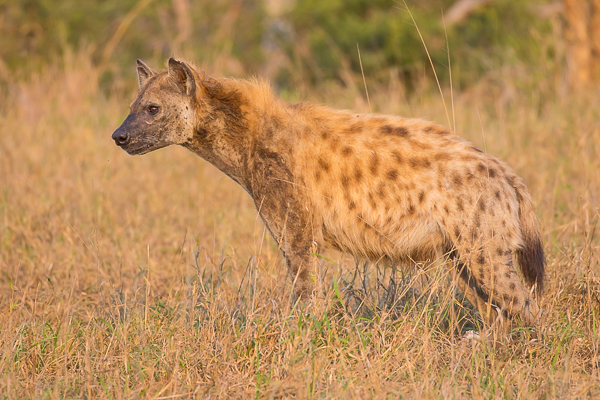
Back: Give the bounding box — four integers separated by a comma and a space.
112, 58, 545, 327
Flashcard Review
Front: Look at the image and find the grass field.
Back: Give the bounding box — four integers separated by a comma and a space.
0, 51, 599, 398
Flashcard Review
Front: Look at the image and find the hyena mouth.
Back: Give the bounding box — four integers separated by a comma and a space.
124, 141, 169, 155
124, 143, 155, 155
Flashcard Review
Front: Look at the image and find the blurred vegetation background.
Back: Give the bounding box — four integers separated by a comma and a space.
1, 0, 589, 97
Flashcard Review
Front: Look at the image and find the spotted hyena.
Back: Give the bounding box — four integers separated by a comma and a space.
112, 58, 545, 327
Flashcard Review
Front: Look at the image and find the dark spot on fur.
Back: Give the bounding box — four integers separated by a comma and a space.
321, 131, 329, 140
496, 248, 504, 256
368, 193, 377, 209
426, 126, 449, 135
377, 183, 386, 199
471, 146, 483, 153
434, 152, 451, 161
354, 167, 363, 183
409, 157, 431, 169
506, 175, 515, 186
293, 231, 305, 246
315, 171, 322, 182
454, 225, 461, 239
495, 191, 501, 200
264, 125, 275, 138
407, 203, 415, 215
341, 146, 353, 157
392, 151, 404, 164
462, 155, 478, 162
478, 198, 486, 212
271, 116, 283, 130
488, 168, 496, 178
386, 216, 392, 223
318, 158, 330, 172
349, 122, 363, 133
509, 282, 516, 291
477, 254, 485, 265
408, 138, 432, 150
386, 169, 398, 181
418, 191, 425, 203
369, 153, 379, 175
349, 201, 356, 210
381, 125, 409, 136
329, 136, 340, 150
444, 205, 449, 215
452, 173, 463, 186
477, 163, 486, 173
456, 198, 464, 211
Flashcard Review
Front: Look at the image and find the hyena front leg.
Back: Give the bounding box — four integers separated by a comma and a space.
251, 187, 318, 300
282, 240, 318, 300
257, 200, 318, 299
251, 152, 320, 299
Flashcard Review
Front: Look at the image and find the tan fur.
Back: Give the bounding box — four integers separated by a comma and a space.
112, 58, 545, 327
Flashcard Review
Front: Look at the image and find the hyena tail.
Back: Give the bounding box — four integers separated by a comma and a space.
513, 179, 545, 294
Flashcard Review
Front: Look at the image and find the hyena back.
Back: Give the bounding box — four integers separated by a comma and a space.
112, 58, 545, 326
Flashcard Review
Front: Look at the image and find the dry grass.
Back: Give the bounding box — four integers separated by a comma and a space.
0, 51, 599, 399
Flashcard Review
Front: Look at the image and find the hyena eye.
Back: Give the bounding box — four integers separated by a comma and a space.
147, 105, 159, 115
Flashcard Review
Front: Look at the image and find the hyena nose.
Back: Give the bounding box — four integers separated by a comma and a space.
111, 128, 129, 146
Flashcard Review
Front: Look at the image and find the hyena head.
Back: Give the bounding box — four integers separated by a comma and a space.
112, 58, 199, 155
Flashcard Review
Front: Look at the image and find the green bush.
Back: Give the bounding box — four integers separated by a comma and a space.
283, 0, 552, 91
0, 0, 265, 81
0, 0, 553, 91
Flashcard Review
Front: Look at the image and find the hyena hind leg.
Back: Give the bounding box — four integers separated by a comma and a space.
454, 260, 541, 329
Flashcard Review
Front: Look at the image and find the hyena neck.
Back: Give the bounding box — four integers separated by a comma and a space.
183, 76, 288, 193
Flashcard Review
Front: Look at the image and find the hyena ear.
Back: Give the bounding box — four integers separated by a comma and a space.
136, 59, 156, 88
167, 58, 196, 97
